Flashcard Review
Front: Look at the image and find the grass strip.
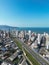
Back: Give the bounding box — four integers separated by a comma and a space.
24, 49, 40, 65
13, 38, 40, 65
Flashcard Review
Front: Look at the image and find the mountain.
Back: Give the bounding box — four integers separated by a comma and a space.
0, 25, 19, 31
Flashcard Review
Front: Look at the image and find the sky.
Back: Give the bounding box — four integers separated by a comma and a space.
0, 0, 49, 27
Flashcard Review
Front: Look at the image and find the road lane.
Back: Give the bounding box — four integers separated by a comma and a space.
16, 38, 49, 65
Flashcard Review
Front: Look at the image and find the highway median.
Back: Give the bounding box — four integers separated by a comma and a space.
13, 38, 40, 65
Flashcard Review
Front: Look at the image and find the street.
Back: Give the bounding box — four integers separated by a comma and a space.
17, 38, 49, 65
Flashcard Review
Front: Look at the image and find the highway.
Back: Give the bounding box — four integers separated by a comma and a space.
16, 38, 49, 65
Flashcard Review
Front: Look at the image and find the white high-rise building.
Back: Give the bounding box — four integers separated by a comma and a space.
46, 33, 49, 49
37, 33, 41, 44
28, 30, 31, 40
18, 31, 24, 38
16, 30, 18, 37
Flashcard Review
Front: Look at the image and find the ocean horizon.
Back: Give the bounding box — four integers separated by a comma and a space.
18, 27, 49, 33
0, 25, 49, 33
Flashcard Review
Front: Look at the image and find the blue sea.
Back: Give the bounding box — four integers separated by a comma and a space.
18, 27, 49, 34
0, 26, 49, 34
